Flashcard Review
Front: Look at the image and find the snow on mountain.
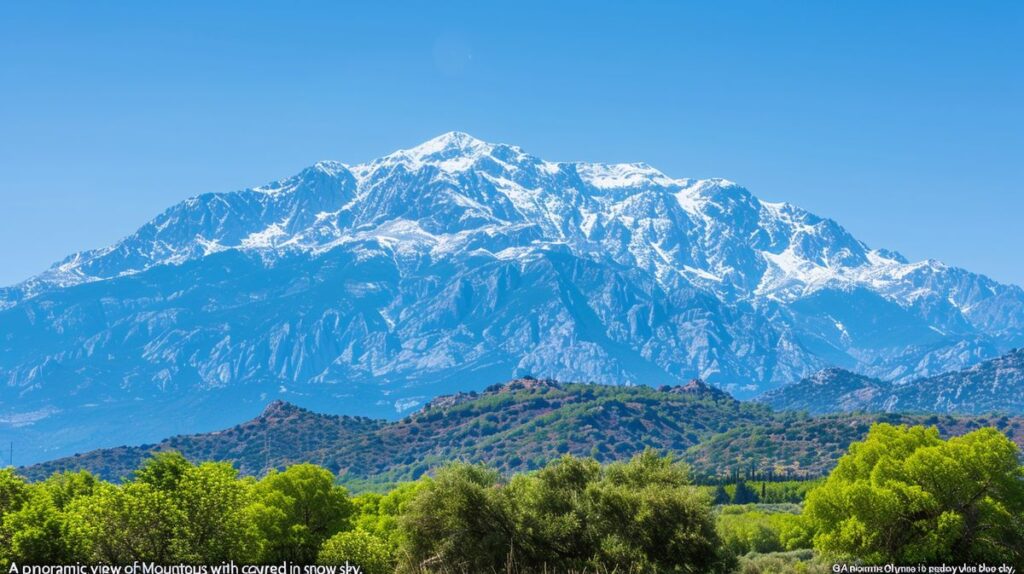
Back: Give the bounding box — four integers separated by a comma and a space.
2, 132, 1023, 464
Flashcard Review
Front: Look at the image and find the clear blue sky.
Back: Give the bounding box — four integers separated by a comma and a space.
1, 1, 1021, 286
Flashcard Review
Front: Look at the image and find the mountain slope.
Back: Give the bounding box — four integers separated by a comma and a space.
755, 369, 895, 415
21, 379, 1024, 488
3, 132, 1024, 464
20, 378, 767, 483
758, 348, 1024, 414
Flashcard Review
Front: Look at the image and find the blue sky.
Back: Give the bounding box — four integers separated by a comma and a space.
1, 1, 1021, 286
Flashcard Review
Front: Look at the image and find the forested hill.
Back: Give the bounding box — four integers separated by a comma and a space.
20, 378, 1024, 488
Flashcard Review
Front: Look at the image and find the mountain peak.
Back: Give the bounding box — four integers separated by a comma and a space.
356, 131, 509, 175
260, 400, 303, 418
425, 130, 485, 147
310, 160, 350, 176
404, 131, 493, 159
665, 379, 734, 401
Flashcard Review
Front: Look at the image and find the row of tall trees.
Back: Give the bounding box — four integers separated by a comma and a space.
0, 456, 353, 565
2, 424, 1022, 572
0, 451, 733, 573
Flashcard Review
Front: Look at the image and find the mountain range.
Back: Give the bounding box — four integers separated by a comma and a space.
2, 132, 1023, 465
759, 347, 1024, 415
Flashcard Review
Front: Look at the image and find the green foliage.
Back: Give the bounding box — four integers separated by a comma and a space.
250, 463, 355, 563
132, 451, 192, 491
504, 455, 602, 566
2, 471, 98, 562
0, 469, 31, 566
5, 422, 1022, 571
5, 491, 70, 561
582, 452, 733, 573
4, 455, 265, 564
400, 451, 734, 574
732, 479, 759, 504
4, 456, 362, 566
805, 423, 1024, 564
24, 382, 1024, 496
171, 462, 258, 562
686, 411, 1024, 480
319, 530, 394, 574
757, 480, 820, 504
399, 463, 511, 573
60, 458, 261, 563
25, 381, 788, 487
712, 484, 731, 505
701, 479, 820, 505
0, 469, 28, 515
67, 481, 183, 562
351, 480, 427, 554
716, 506, 813, 556
735, 549, 830, 574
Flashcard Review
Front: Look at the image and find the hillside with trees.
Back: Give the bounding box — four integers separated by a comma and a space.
20, 379, 1024, 490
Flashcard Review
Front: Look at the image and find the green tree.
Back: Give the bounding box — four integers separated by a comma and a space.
0, 469, 30, 566
505, 454, 602, 566
171, 462, 259, 562
732, 479, 759, 504
351, 480, 426, 557
3, 471, 98, 562
37, 471, 98, 510
805, 424, 1024, 564
250, 463, 354, 563
400, 452, 733, 574
585, 451, 733, 573
0, 469, 28, 516
319, 530, 394, 574
398, 463, 512, 573
66, 481, 183, 563
712, 484, 731, 505
50, 455, 260, 563
736, 549, 829, 574
133, 451, 193, 492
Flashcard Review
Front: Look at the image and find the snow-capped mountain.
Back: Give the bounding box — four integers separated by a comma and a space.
3, 132, 1023, 463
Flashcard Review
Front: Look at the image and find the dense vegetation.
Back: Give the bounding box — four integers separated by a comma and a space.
806, 424, 1024, 564
2, 451, 734, 573
687, 410, 1024, 479
4, 423, 1023, 572
22, 379, 1024, 490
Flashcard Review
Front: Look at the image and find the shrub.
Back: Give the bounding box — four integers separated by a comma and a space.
319, 530, 393, 574
716, 507, 813, 556
736, 549, 829, 574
